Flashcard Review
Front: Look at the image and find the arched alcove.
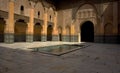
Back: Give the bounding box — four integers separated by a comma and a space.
80, 21, 94, 42
14, 19, 27, 42
66, 25, 71, 42
34, 23, 42, 41
47, 25, 53, 41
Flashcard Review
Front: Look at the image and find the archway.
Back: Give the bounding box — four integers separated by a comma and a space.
0, 18, 5, 42
34, 23, 42, 41
47, 25, 53, 41
58, 26, 62, 41
66, 25, 71, 42
80, 21, 94, 42
14, 19, 27, 42
104, 23, 113, 43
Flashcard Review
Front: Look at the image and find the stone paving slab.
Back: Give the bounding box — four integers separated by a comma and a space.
0, 42, 120, 73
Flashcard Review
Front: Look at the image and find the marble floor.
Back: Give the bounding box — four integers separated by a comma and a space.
0, 42, 120, 73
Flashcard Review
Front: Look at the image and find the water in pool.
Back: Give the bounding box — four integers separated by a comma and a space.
30, 44, 84, 56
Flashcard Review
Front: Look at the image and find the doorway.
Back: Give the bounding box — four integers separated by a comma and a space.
47, 25, 53, 41
80, 21, 94, 42
34, 23, 42, 41
14, 19, 27, 42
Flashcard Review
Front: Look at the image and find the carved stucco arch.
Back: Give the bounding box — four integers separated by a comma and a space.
73, 3, 97, 34
73, 2, 98, 20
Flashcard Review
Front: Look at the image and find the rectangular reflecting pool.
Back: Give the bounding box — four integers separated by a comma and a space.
29, 44, 85, 56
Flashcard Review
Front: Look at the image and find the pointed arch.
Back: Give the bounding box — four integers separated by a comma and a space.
80, 21, 94, 42
14, 19, 27, 42
34, 23, 42, 41
47, 24, 53, 41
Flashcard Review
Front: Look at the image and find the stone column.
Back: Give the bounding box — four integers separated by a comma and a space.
71, 23, 77, 42
41, 7, 48, 41
71, 20, 79, 42
52, 11, 59, 41
71, 24, 74, 42
26, 1, 35, 42
4, 0, 15, 43
62, 26, 67, 42
78, 33, 81, 43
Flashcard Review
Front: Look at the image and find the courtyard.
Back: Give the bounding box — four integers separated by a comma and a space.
0, 42, 120, 73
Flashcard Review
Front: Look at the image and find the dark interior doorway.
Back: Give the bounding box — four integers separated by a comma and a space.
59, 33, 62, 41
81, 21, 94, 42
58, 26, 62, 41
14, 19, 27, 42
0, 18, 5, 42
34, 23, 42, 41
47, 25, 53, 41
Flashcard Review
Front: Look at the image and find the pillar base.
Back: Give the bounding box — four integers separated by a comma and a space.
4, 33, 14, 43
41, 35, 47, 42
26, 34, 33, 42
